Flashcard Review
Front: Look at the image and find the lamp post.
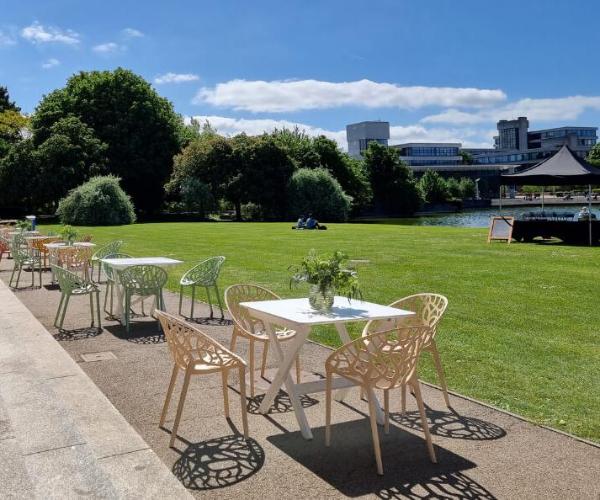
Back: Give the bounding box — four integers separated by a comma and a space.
475, 178, 480, 200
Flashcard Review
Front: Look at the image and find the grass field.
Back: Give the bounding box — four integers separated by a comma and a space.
42, 221, 600, 441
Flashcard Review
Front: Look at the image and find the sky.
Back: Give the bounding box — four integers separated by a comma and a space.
1, 0, 600, 150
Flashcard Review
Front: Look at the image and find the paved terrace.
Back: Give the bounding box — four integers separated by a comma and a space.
0, 257, 599, 499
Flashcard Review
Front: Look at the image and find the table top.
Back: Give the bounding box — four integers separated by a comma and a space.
8, 231, 40, 236
100, 257, 183, 269
25, 235, 55, 240
45, 242, 96, 249
240, 296, 414, 326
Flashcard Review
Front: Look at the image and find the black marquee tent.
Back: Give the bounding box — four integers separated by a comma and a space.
501, 145, 600, 245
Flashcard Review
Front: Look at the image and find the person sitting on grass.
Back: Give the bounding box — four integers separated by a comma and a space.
305, 214, 327, 230
292, 215, 306, 229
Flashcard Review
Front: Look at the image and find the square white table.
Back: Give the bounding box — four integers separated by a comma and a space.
240, 296, 414, 439
100, 257, 183, 322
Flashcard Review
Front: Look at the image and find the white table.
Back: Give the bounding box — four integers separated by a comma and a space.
241, 296, 414, 439
100, 257, 183, 322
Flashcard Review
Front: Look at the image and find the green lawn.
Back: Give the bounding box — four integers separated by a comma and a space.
42, 221, 600, 441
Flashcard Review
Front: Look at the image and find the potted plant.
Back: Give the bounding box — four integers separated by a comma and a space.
290, 250, 361, 312
60, 224, 78, 245
15, 219, 32, 232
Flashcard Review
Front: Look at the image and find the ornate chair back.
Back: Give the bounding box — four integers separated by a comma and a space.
224, 284, 281, 339
52, 264, 88, 293
156, 310, 244, 372
92, 240, 123, 261
181, 256, 225, 286
119, 265, 168, 296
327, 325, 433, 390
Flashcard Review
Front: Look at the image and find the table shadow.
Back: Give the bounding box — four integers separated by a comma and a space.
267, 420, 496, 499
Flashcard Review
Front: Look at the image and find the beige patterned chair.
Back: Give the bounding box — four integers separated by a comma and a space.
362, 293, 449, 409
155, 311, 249, 447
325, 325, 437, 475
225, 284, 301, 396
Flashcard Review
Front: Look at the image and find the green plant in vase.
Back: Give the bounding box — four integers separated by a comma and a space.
15, 219, 32, 232
290, 250, 361, 312
60, 224, 78, 245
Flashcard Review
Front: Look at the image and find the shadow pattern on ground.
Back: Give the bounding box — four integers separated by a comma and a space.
172, 435, 264, 490
186, 316, 233, 327
246, 390, 318, 414
104, 324, 167, 344
391, 408, 506, 441
54, 326, 103, 342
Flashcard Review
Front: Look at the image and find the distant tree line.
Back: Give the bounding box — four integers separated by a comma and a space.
0, 69, 480, 223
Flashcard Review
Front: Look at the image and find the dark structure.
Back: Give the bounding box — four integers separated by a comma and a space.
502, 145, 600, 245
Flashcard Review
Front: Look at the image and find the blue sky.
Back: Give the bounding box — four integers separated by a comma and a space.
2, 0, 600, 149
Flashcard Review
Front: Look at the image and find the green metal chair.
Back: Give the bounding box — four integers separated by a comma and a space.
102, 253, 132, 318
91, 240, 123, 282
0, 233, 11, 263
119, 265, 168, 333
9, 236, 42, 289
52, 264, 101, 330
178, 256, 226, 320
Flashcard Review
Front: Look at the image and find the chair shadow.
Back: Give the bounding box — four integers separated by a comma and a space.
172, 434, 265, 491
268, 421, 496, 499
104, 324, 167, 345
391, 407, 506, 441
43, 283, 60, 291
246, 389, 319, 414
53, 326, 103, 341
186, 316, 233, 327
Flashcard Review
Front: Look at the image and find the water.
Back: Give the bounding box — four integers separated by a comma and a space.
398, 205, 600, 228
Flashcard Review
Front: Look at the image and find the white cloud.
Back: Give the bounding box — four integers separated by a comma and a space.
41, 57, 60, 69
186, 115, 495, 150
92, 42, 121, 54
21, 22, 79, 45
422, 96, 600, 125
154, 72, 200, 85
122, 27, 144, 38
0, 30, 17, 47
194, 79, 506, 113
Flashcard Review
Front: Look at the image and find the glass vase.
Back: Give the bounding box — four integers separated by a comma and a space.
309, 284, 334, 312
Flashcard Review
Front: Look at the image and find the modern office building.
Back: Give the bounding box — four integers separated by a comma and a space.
464, 117, 598, 166
390, 143, 462, 166
346, 121, 390, 158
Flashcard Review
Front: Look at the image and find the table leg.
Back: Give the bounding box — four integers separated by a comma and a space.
258, 323, 313, 439
334, 323, 384, 425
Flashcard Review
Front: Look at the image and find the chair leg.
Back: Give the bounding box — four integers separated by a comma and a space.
260, 342, 269, 378
221, 369, 230, 418
401, 383, 407, 413
230, 331, 238, 352
190, 285, 196, 319
295, 355, 301, 384
411, 378, 437, 464
249, 339, 255, 397
170, 370, 192, 448
178, 285, 184, 316
368, 389, 384, 475
325, 371, 333, 446
54, 293, 66, 328
103, 281, 110, 315
160, 365, 179, 427
213, 283, 224, 319
9, 262, 17, 288
89, 293, 94, 326
429, 342, 451, 408
125, 293, 130, 333
384, 389, 390, 434
238, 366, 249, 439
205, 286, 213, 319
15, 266, 22, 288
95, 291, 101, 328
58, 294, 70, 330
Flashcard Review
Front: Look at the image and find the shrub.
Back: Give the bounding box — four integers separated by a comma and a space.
459, 177, 477, 199
56, 175, 136, 225
287, 168, 351, 222
419, 170, 449, 204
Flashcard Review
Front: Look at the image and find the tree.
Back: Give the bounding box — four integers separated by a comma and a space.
363, 142, 421, 215
31, 68, 183, 213
459, 177, 476, 199
587, 143, 600, 167
271, 127, 320, 169
419, 170, 449, 204
459, 150, 474, 165
287, 168, 351, 221
0, 86, 20, 113
0, 110, 29, 158
35, 116, 108, 210
0, 139, 39, 211
445, 177, 462, 199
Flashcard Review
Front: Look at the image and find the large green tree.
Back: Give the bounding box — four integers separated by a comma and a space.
0, 86, 20, 113
31, 68, 183, 212
419, 170, 450, 204
587, 143, 600, 167
363, 142, 421, 215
